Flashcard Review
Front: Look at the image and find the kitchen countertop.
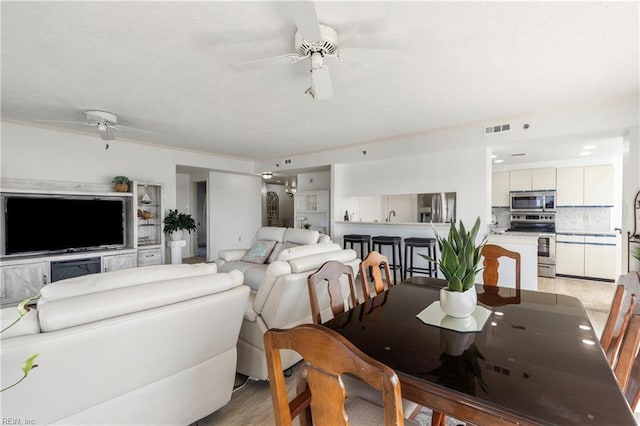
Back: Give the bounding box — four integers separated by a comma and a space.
555, 230, 619, 236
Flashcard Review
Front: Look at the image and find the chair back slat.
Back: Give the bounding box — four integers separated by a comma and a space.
307, 260, 358, 325
360, 251, 394, 300
481, 244, 521, 289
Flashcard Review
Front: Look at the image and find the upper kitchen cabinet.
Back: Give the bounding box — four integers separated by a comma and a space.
557, 165, 613, 206
584, 165, 614, 206
492, 171, 510, 207
509, 168, 556, 191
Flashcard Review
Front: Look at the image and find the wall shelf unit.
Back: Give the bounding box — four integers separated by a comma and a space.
294, 190, 329, 234
132, 181, 164, 265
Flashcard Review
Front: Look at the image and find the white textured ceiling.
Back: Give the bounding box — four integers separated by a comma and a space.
2, 1, 638, 162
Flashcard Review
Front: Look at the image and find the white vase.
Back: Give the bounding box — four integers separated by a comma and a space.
439, 286, 477, 319
169, 230, 184, 241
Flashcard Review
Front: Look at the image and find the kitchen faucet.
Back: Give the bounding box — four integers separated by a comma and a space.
386, 210, 396, 222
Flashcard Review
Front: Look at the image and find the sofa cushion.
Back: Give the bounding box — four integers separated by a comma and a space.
243, 264, 270, 291
267, 241, 299, 264
38, 263, 218, 307
38, 270, 245, 332
277, 242, 343, 262
288, 249, 358, 274
253, 227, 286, 244
283, 228, 320, 245
241, 240, 277, 264
0, 307, 40, 338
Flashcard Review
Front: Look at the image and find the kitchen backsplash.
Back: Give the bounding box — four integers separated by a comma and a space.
556, 207, 611, 231
491, 206, 611, 231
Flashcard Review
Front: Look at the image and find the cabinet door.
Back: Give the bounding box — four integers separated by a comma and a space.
531, 168, 556, 190
492, 171, 510, 207
1, 262, 49, 304
103, 253, 137, 273
315, 192, 328, 212
556, 236, 585, 276
556, 167, 584, 206
584, 236, 617, 280
509, 169, 532, 191
584, 165, 614, 206
137, 248, 163, 267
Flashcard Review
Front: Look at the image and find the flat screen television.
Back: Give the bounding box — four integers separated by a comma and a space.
2, 195, 126, 256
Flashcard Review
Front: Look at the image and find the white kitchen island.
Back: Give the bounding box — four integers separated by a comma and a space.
333, 221, 539, 290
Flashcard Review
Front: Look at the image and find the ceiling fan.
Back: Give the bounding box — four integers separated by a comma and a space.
232, 2, 399, 100
35, 110, 153, 142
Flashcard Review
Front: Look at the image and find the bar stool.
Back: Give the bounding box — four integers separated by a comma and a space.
343, 234, 371, 260
404, 237, 437, 278
371, 236, 403, 283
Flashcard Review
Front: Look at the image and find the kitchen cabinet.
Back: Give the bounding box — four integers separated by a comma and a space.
556, 165, 613, 207
556, 233, 617, 280
556, 235, 585, 276
492, 171, 510, 207
137, 247, 163, 267
0, 261, 49, 306
584, 165, 614, 206
294, 190, 329, 234
509, 168, 556, 191
102, 252, 137, 273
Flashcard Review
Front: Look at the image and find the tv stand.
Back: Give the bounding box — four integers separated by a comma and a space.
0, 249, 138, 306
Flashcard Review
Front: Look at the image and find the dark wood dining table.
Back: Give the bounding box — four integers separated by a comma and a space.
322, 276, 636, 425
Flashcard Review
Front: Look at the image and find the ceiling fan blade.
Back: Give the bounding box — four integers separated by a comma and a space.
232, 53, 304, 72
100, 128, 115, 141
330, 47, 406, 63
285, 1, 322, 41
112, 124, 156, 134
311, 66, 333, 100
34, 120, 92, 125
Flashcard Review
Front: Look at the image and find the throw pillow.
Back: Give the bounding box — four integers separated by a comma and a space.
242, 240, 277, 264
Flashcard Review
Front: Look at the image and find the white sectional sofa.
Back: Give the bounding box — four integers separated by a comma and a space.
1, 263, 249, 425
235, 242, 360, 379
216, 226, 331, 291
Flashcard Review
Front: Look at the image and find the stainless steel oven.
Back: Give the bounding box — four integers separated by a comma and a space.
510, 191, 556, 213
507, 213, 556, 278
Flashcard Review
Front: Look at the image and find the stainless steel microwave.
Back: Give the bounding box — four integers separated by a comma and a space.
510, 191, 556, 212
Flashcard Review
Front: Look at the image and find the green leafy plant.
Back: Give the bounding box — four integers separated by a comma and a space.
302, 223, 311, 229
632, 246, 640, 262
163, 209, 197, 234
111, 176, 129, 184
1, 295, 40, 393
420, 217, 487, 292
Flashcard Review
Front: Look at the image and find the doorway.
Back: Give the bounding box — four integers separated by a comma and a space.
196, 181, 207, 258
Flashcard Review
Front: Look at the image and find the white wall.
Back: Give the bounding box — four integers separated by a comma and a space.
1, 121, 260, 263
175, 173, 194, 258
297, 171, 330, 191
208, 171, 262, 260
623, 126, 640, 271
333, 147, 491, 239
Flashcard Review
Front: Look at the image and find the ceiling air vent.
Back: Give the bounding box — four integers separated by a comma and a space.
484, 123, 511, 135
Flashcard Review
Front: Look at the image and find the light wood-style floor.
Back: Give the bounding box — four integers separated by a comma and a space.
188, 274, 618, 426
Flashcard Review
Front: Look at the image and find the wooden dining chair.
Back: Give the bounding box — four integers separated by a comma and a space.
307, 260, 359, 325
601, 284, 637, 367
614, 314, 640, 409
360, 250, 394, 300
264, 323, 409, 426
481, 244, 521, 288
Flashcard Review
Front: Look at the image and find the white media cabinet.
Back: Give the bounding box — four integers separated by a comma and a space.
0, 179, 165, 306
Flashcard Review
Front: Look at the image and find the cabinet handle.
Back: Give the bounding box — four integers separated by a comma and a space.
104, 267, 108, 272
43, 274, 47, 285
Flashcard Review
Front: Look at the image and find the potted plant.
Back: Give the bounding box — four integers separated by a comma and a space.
112, 176, 130, 192
421, 217, 487, 318
302, 222, 311, 230
163, 209, 197, 241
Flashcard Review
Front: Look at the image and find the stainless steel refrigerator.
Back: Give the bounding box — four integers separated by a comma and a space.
417, 192, 456, 223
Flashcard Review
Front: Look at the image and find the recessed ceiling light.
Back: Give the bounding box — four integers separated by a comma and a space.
583, 145, 596, 150
579, 151, 592, 156
494, 159, 504, 164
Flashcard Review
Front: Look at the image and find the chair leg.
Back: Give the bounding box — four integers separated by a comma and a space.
431, 411, 446, 426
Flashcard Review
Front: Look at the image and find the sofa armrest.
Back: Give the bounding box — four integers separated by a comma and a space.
217, 249, 248, 262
